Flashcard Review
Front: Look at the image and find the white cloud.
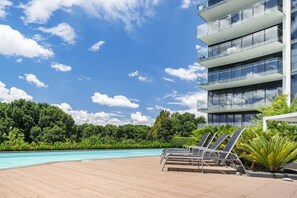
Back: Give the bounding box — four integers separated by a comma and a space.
180, 0, 202, 9
0, 24, 54, 59
0, 0, 12, 18
91, 92, 139, 108
54, 103, 127, 125
89, 40, 105, 52
16, 58, 23, 63
21, 73, 48, 88
21, 0, 161, 31
165, 62, 207, 81
78, 75, 91, 81
162, 90, 178, 100
32, 34, 44, 42
131, 112, 154, 125
170, 91, 207, 109
146, 107, 154, 111
162, 77, 175, 83
51, 62, 72, 72
38, 23, 76, 45
0, 81, 32, 102
128, 70, 151, 82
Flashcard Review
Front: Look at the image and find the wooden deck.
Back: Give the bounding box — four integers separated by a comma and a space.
0, 156, 296, 198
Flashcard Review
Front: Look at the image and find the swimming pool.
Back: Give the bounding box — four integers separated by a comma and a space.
0, 149, 163, 169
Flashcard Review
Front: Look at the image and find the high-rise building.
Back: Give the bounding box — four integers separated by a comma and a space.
196, 0, 297, 127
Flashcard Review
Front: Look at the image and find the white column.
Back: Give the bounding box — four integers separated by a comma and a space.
282, 0, 292, 105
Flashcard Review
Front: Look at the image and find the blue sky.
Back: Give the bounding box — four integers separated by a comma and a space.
0, 0, 207, 125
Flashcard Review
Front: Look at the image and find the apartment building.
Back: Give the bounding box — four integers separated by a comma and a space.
197, 0, 297, 126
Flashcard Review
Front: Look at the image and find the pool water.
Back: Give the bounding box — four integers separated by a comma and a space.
0, 149, 163, 169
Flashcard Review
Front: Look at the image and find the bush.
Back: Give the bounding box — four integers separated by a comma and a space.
239, 133, 297, 172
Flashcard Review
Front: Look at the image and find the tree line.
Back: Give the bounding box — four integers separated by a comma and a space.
0, 99, 205, 150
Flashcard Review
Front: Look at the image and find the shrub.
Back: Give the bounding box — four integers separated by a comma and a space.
239, 133, 297, 172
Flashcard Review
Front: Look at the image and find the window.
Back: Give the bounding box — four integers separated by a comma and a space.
265, 26, 278, 42
292, 11, 297, 40
292, 0, 297, 9
231, 13, 240, 25
254, 60, 265, 74
291, 75, 297, 101
242, 7, 253, 21
220, 16, 231, 30
242, 35, 253, 49
254, 31, 265, 44
253, 2, 265, 17
292, 43, 297, 71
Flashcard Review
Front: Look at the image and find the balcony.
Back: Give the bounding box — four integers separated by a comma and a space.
198, 26, 283, 68
197, 0, 283, 45
197, 81, 282, 113
198, 58, 283, 90
197, 100, 270, 113
198, 0, 259, 22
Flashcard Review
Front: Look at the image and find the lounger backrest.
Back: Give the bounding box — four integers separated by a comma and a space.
197, 133, 210, 147
209, 134, 229, 150
219, 128, 246, 159
205, 132, 218, 148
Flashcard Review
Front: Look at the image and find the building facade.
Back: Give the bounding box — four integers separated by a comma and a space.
197, 0, 297, 127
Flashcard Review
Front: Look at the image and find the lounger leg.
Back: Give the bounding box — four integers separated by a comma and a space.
162, 158, 168, 171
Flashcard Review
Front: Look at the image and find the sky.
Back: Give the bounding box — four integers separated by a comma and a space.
0, 0, 207, 126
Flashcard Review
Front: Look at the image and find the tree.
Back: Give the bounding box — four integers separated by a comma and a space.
151, 110, 170, 139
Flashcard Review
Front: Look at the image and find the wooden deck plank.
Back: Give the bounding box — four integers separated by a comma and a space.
0, 156, 296, 198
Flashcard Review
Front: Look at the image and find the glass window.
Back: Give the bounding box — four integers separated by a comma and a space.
266, 58, 278, 71
244, 88, 254, 105
242, 7, 253, 21
242, 35, 253, 49
242, 64, 253, 77
253, 31, 265, 45
219, 69, 231, 82
266, 0, 278, 10
292, 12, 297, 40
254, 60, 265, 74
244, 114, 254, 126
208, 114, 213, 124
292, 0, 297, 9
213, 114, 220, 125
219, 114, 227, 124
219, 16, 231, 30
234, 114, 242, 126
226, 90, 233, 107
233, 88, 242, 108
220, 90, 227, 109
212, 91, 220, 106
210, 45, 219, 57
220, 42, 231, 56
265, 26, 278, 42
292, 75, 297, 101
231, 38, 241, 52
232, 66, 241, 79
253, 2, 265, 17
227, 114, 234, 125
231, 13, 240, 25
209, 21, 219, 34
254, 86, 265, 104
292, 43, 297, 71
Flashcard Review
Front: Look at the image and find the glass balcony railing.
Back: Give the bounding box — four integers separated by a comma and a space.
199, 58, 282, 86
197, 0, 228, 13
197, 0, 281, 38
197, 99, 272, 112
198, 26, 282, 61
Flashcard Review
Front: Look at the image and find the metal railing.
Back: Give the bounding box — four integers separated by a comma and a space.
198, 26, 282, 61
197, 0, 281, 38
198, 58, 282, 86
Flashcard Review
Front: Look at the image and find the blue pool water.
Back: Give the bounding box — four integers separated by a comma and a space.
0, 149, 163, 169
